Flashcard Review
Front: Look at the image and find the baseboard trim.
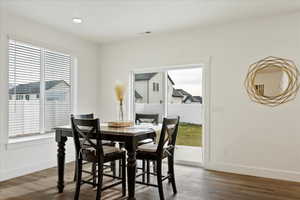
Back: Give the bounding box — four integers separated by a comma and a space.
0, 157, 75, 182
2, 158, 299, 183
174, 160, 203, 168
204, 161, 300, 183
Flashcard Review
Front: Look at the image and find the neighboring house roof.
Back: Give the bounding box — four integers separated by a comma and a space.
176, 89, 191, 96
167, 75, 175, 85
9, 80, 69, 94
134, 72, 175, 85
172, 88, 191, 98
135, 73, 157, 81
135, 90, 143, 99
192, 96, 202, 103
183, 95, 203, 103
172, 88, 184, 98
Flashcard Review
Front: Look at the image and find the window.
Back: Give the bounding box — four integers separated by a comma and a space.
16, 94, 24, 100
152, 82, 159, 92
8, 39, 73, 137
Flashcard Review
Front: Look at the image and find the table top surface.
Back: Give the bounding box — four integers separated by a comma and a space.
55, 123, 162, 136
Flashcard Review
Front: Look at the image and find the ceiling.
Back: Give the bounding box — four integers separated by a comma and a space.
2, 0, 300, 44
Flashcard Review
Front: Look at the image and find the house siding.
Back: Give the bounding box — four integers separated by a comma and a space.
135, 73, 182, 104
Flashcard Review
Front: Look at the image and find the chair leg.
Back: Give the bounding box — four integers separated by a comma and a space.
111, 161, 116, 178
156, 160, 165, 200
142, 160, 146, 183
74, 159, 82, 200
119, 159, 122, 178
119, 142, 125, 178
147, 160, 150, 184
122, 156, 127, 197
92, 163, 97, 187
168, 155, 177, 194
119, 142, 125, 149
73, 161, 77, 182
96, 163, 103, 200
153, 160, 157, 174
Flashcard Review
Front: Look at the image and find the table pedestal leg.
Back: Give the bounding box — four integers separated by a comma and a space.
56, 133, 67, 193
126, 141, 137, 200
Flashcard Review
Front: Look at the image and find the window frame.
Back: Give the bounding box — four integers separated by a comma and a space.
7, 38, 75, 139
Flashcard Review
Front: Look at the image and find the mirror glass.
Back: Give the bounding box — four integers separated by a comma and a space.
254, 66, 289, 97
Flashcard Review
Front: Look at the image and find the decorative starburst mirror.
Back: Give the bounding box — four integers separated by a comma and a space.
244, 56, 300, 106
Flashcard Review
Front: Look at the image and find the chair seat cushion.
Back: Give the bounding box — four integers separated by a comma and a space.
138, 138, 155, 146
103, 146, 122, 155
81, 145, 124, 162
89, 139, 115, 146
137, 143, 158, 153
137, 143, 174, 160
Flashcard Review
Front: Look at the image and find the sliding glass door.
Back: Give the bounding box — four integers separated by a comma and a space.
167, 68, 203, 165
132, 66, 203, 165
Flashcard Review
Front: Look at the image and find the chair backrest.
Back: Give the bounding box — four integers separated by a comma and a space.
71, 116, 104, 162
157, 116, 180, 156
135, 113, 159, 125
72, 113, 94, 119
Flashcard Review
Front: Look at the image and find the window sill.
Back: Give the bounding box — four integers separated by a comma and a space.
6, 132, 55, 150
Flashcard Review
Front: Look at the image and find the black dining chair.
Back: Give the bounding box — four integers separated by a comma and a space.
135, 113, 159, 182
72, 114, 117, 184
136, 116, 180, 200
71, 117, 126, 200
135, 113, 159, 125
135, 113, 159, 144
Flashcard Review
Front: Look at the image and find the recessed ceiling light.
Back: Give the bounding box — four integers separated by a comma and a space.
139, 31, 152, 35
72, 18, 82, 24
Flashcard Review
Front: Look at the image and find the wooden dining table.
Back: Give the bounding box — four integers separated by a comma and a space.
55, 123, 160, 200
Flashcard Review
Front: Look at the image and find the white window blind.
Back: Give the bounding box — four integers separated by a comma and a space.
8, 39, 72, 137
44, 50, 72, 132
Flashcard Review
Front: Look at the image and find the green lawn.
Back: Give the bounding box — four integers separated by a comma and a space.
176, 123, 202, 147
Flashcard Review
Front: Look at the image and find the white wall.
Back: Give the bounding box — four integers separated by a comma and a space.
97, 12, 300, 182
0, 10, 101, 181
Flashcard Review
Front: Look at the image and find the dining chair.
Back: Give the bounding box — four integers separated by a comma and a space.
135, 113, 159, 182
136, 116, 180, 200
71, 117, 126, 200
72, 114, 117, 184
135, 113, 159, 144
135, 113, 159, 125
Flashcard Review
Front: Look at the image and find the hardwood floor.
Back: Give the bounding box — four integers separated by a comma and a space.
1, 162, 300, 200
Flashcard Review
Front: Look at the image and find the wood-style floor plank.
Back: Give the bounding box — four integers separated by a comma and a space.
0, 162, 300, 200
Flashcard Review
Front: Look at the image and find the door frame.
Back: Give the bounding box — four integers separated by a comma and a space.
129, 60, 212, 167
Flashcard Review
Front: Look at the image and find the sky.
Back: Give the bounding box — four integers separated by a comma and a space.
168, 68, 202, 96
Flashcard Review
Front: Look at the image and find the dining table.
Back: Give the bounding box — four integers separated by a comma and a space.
55, 123, 161, 200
